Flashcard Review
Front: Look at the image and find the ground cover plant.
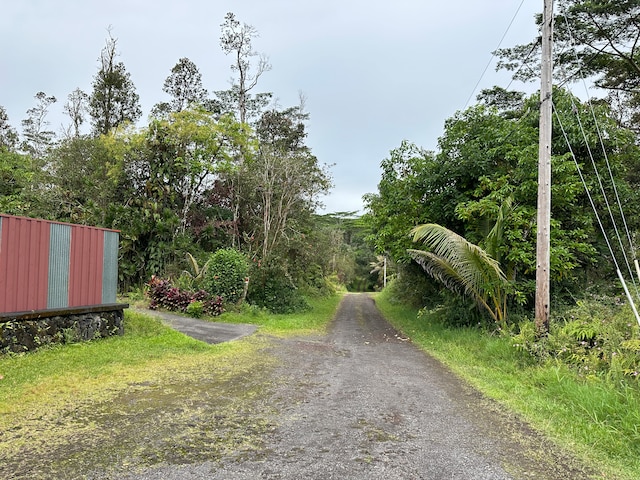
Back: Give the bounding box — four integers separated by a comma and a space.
374, 282, 640, 480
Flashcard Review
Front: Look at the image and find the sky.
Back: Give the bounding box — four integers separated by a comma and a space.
0, 0, 542, 215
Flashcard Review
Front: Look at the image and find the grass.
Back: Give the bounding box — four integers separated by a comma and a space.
216, 294, 342, 336
374, 287, 640, 480
0, 295, 341, 478
0, 295, 341, 417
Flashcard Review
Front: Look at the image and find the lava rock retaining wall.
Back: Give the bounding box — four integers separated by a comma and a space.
0, 304, 127, 354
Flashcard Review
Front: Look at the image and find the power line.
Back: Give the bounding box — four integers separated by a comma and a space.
462, 0, 527, 110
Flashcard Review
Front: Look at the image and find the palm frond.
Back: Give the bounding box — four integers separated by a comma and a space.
409, 223, 508, 323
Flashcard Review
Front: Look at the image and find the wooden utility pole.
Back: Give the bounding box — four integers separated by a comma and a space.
535, 0, 554, 334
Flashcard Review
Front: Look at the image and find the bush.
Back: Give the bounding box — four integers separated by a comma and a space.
247, 258, 310, 314
511, 298, 640, 381
203, 248, 249, 304
147, 276, 224, 316
383, 263, 443, 309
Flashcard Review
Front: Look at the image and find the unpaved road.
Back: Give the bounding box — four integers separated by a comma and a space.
120, 293, 595, 480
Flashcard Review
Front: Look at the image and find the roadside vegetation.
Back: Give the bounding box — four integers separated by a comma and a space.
375, 282, 640, 480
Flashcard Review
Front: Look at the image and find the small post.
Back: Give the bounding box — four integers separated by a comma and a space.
383, 256, 387, 288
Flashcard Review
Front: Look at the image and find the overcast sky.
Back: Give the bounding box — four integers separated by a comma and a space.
0, 0, 542, 214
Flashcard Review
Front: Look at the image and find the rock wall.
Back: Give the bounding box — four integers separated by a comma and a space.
0, 309, 124, 354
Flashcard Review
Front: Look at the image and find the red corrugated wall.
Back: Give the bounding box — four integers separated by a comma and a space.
0, 215, 120, 314
68, 225, 105, 307
0, 216, 50, 312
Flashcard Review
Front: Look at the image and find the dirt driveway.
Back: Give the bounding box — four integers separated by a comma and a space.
120, 293, 594, 480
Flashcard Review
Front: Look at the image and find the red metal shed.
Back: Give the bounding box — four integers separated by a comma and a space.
0, 214, 120, 314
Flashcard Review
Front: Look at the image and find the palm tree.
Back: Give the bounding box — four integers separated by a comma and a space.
408, 223, 509, 325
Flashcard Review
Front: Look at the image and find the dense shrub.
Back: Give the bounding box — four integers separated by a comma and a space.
511, 298, 640, 381
383, 263, 443, 309
203, 248, 249, 304
147, 276, 223, 316
247, 258, 310, 314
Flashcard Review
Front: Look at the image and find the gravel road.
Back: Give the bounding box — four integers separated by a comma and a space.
122, 293, 595, 480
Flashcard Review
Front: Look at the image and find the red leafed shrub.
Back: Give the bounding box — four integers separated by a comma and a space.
147, 276, 224, 316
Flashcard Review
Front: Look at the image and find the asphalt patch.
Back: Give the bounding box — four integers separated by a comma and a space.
136, 309, 258, 344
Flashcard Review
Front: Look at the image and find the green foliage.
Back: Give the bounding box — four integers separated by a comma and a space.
365, 89, 640, 310
0, 149, 39, 216
363, 140, 436, 262
178, 252, 211, 291
409, 223, 509, 325
204, 248, 249, 303
378, 263, 442, 310
247, 257, 310, 314
511, 298, 640, 381
185, 300, 204, 318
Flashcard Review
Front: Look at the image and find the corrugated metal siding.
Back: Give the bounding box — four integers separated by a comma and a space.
69, 226, 104, 307
0, 216, 50, 312
0, 215, 120, 313
102, 231, 119, 304
47, 223, 71, 309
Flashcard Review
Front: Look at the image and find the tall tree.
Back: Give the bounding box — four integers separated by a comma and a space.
20, 91, 57, 158
218, 12, 271, 124
242, 106, 331, 260
89, 29, 141, 135
63, 88, 89, 138
0, 105, 18, 151
152, 57, 209, 117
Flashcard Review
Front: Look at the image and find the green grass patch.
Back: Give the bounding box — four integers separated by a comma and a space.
0, 312, 228, 417
216, 294, 342, 336
374, 287, 640, 480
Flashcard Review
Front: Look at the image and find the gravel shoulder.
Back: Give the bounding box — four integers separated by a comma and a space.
123, 293, 597, 480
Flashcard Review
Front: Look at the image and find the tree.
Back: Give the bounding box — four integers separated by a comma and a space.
63, 88, 89, 138
0, 105, 18, 151
363, 140, 437, 261
102, 108, 251, 286
21, 91, 57, 158
495, 0, 640, 132
366, 88, 640, 310
218, 12, 271, 124
242, 106, 332, 260
46, 135, 120, 225
89, 29, 141, 135
0, 149, 37, 215
151, 57, 209, 117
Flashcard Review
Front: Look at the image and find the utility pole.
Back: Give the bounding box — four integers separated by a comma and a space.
535, 0, 554, 334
